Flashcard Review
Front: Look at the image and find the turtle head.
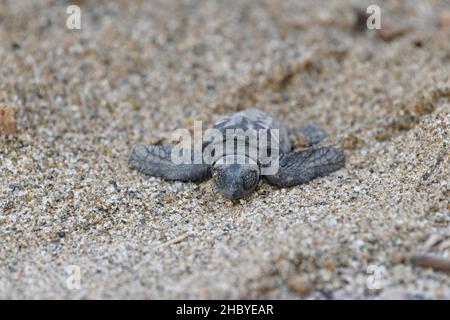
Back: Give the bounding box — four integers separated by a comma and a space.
212, 156, 260, 200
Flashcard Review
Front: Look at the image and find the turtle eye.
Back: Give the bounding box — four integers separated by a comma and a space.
212, 169, 225, 187
242, 170, 257, 191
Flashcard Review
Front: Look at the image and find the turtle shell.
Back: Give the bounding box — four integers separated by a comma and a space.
202, 108, 291, 165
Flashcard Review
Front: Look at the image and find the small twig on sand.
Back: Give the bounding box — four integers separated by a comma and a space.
410, 254, 450, 274
155, 233, 188, 249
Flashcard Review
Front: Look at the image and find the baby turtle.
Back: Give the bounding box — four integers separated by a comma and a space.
129, 108, 344, 200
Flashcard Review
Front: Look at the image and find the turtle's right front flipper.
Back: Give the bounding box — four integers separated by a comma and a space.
129, 144, 211, 182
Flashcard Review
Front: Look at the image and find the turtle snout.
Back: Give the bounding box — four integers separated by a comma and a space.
212, 177, 243, 199
212, 164, 256, 200
220, 187, 246, 200
217, 179, 251, 200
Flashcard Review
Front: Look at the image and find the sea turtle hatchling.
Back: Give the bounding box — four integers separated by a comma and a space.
129, 108, 345, 200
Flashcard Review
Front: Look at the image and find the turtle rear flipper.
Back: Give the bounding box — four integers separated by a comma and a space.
129, 144, 211, 182
289, 122, 326, 148
264, 147, 344, 187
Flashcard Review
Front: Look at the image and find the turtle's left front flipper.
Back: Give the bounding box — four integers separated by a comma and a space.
129, 144, 211, 182
264, 147, 345, 187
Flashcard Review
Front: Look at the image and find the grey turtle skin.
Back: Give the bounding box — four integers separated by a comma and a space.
129, 108, 344, 200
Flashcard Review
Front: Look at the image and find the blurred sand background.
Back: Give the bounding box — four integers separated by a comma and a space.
0, 0, 449, 299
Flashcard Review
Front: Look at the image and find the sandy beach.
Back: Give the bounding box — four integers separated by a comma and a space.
0, 0, 449, 299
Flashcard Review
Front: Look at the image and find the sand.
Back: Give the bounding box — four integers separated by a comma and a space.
0, 0, 449, 299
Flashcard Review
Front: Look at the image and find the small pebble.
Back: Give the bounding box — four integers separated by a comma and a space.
0, 104, 16, 135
